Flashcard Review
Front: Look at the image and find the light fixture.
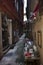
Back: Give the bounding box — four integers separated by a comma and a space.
34, 16, 36, 20
7, 19, 12, 22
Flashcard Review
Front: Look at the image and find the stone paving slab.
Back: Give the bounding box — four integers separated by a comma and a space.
0, 34, 25, 65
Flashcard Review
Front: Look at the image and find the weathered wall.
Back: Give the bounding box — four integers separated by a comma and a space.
32, 15, 43, 64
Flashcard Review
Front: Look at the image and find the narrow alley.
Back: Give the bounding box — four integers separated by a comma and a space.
0, 0, 43, 65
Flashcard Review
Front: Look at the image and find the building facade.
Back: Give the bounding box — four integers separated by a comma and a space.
26, 0, 43, 64
0, 0, 23, 59
31, 0, 43, 64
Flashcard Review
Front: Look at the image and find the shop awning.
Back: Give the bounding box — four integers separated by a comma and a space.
0, 0, 19, 20
33, 3, 39, 13
30, 3, 39, 19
